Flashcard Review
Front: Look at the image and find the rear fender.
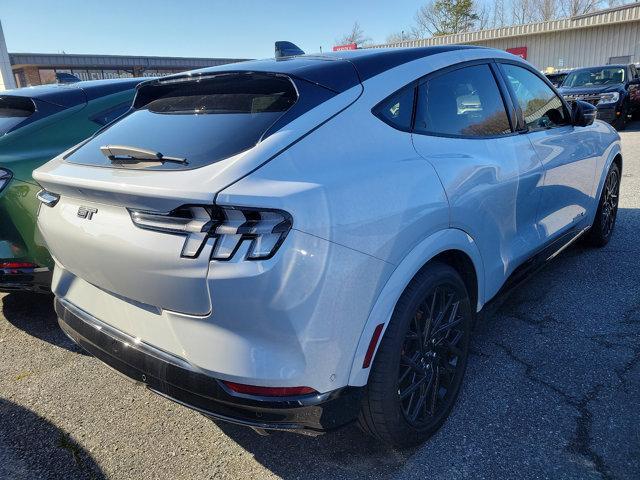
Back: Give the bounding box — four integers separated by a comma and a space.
589, 142, 622, 225
347, 228, 484, 387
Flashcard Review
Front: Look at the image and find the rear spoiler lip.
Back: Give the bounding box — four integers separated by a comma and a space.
133, 69, 348, 97
133, 55, 361, 95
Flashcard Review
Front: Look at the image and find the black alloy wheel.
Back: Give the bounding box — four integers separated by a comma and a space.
586, 162, 620, 247
398, 285, 467, 427
358, 262, 473, 447
600, 166, 620, 238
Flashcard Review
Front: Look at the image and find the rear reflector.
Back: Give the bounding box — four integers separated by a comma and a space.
222, 381, 317, 397
362, 323, 385, 369
0, 262, 37, 269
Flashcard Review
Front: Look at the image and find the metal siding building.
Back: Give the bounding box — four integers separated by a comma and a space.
369, 3, 640, 70
8, 52, 249, 88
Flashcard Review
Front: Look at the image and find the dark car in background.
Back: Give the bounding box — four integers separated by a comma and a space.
559, 64, 640, 130
545, 70, 569, 87
0, 78, 146, 292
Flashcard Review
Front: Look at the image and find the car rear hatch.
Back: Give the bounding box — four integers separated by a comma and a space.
35, 65, 361, 315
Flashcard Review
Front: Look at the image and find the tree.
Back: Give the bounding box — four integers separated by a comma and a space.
491, 0, 507, 28
336, 22, 372, 46
511, 0, 536, 24
414, 0, 481, 36
385, 30, 422, 43
558, 0, 603, 16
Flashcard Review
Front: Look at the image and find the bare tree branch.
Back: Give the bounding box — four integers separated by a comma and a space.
336, 21, 372, 46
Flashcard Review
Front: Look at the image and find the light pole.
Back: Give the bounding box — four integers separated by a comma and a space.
0, 20, 17, 91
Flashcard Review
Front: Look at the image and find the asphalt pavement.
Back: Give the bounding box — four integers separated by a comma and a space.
1, 125, 639, 480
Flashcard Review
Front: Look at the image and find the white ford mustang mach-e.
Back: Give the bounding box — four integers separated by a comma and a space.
34, 46, 621, 447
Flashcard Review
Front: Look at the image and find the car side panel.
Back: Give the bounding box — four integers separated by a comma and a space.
412, 134, 544, 301
216, 88, 451, 267
528, 125, 599, 239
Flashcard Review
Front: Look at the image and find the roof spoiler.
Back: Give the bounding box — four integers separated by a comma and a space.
275, 41, 305, 59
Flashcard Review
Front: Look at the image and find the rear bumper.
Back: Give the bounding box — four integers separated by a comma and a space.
55, 297, 364, 433
0, 267, 52, 293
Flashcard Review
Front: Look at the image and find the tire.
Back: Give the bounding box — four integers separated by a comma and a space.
585, 163, 620, 247
358, 262, 473, 448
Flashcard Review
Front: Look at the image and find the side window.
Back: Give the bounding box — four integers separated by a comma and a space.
414, 64, 511, 137
501, 64, 569, 131
373, 85, 415, 131
89, 102, 131, 127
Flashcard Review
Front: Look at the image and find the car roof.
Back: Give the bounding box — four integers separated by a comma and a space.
155, 45, 488, 93
2, 77, 146, 108
570, 64, 628, 72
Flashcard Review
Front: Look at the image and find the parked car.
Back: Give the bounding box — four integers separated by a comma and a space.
0, 78, 146, 292
558, 64, 640, 130
34, 46, 621, 447
544, 70, 569, 87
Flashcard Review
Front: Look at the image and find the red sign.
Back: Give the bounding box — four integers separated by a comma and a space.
333, 43, 357, 52
506, 47, 527, 60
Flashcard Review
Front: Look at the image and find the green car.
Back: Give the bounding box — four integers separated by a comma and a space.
0, 78, 146, 292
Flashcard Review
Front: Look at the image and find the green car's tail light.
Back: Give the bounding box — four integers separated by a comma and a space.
129, 205, 292, 261
0, 169, 12, 193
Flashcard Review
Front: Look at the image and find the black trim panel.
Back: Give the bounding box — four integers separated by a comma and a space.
55, 298, 364, 433
0, 268, 52, 293
491, 223, 589, 302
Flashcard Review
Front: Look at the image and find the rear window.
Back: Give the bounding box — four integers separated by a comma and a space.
0, 96, 36, 136
66, 73, 298, 170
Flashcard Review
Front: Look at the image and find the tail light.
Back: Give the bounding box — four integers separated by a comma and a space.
0, 261, 37, 269
0, 169, 12, 193
129, 205, 292, 261
222, 381, 317, 397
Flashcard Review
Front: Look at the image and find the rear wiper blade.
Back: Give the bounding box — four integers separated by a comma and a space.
100, 145, 187, 164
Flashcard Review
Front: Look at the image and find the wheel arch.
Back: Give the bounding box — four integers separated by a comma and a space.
590, 145, 623, 222
347, 228, 484, 387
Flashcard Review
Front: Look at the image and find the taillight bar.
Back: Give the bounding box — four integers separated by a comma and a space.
128, 204, 292, 261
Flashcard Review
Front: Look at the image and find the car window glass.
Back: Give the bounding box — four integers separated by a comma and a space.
0, 96, 36, 135
66, 73, 299, 170
414, 64, 511, 137
502, 64, 569, 131
90, 102, 131, 127
563, 67, 626, 87
373, 85, 415, 130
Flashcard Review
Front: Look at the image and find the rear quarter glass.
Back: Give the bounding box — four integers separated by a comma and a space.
64, 73, 336, 171
0, 96, 36, 136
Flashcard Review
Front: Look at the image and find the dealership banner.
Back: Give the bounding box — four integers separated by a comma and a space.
333, 43, 357, 51
506, 47, 527, 59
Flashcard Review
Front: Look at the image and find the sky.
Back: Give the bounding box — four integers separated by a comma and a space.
1, 0, 427, 59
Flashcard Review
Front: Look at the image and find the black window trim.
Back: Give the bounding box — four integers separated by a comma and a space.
371, 81, 418, 133
495, 59, 574, 133
371, 58, 519, 140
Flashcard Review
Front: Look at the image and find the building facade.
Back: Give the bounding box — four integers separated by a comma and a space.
369, 3, 640, 71
9, 52, 248, 88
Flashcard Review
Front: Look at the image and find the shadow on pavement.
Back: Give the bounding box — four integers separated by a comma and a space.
0, 398, 105, 480
214, 420, 412, 478
0, 292, 84, 354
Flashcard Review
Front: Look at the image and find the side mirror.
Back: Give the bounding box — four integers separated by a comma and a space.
572, 100, 597, 127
